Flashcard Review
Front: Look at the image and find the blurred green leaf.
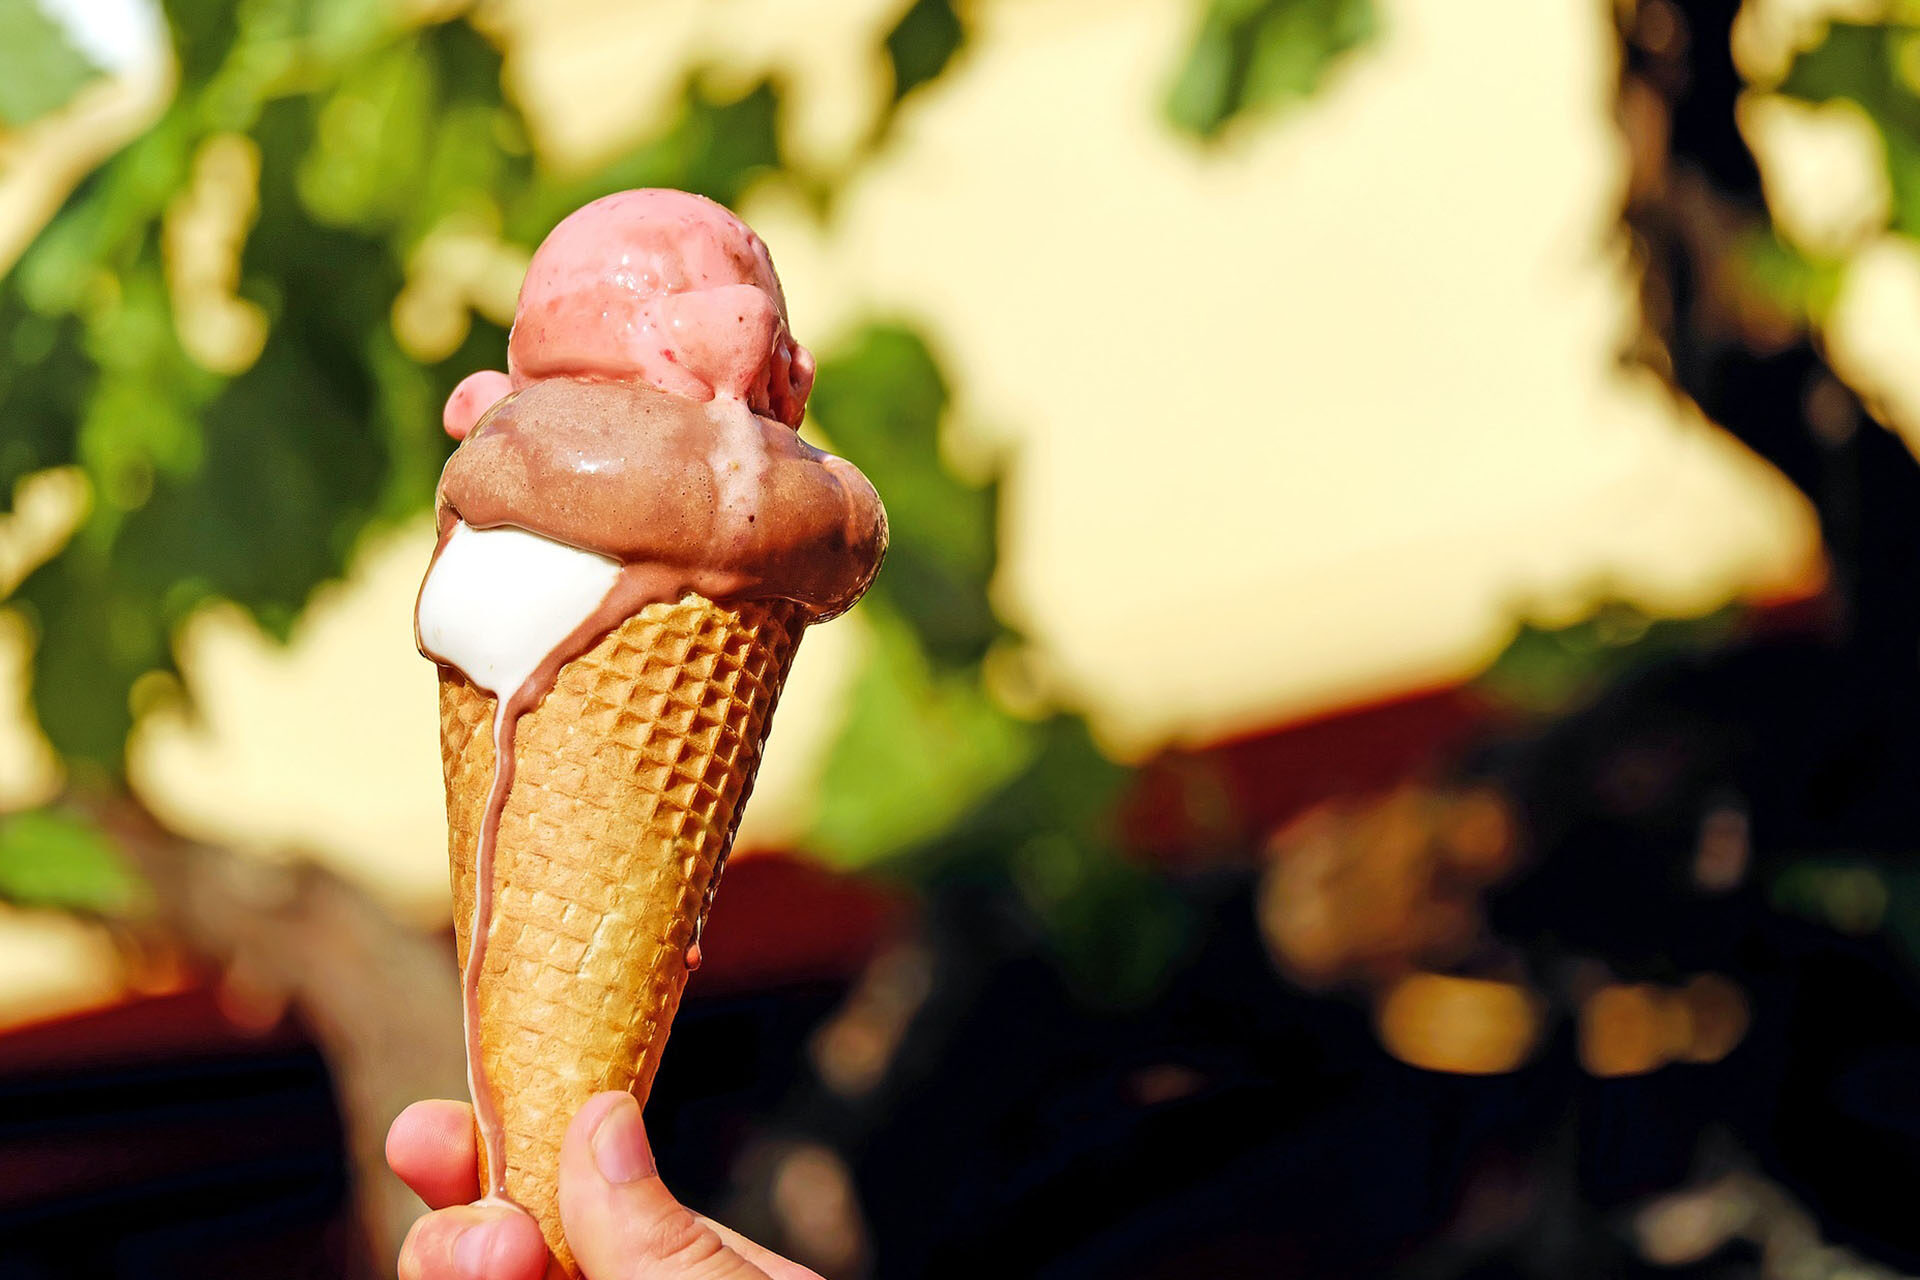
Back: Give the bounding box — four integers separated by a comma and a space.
1011, 826, 1191, 1008
810, 324, 1000, 668
1733, 228, 1844, 323
885, 0, 965, 104
1772, 858, 1893, 936
5, 0, 1193, 1010
1778, 22, 1892, 103
296, 21, 526, 244
931, 716, 1191, 1006
1778, 21, 1920, 236
0, 807, 146, 915
12, 550, 158, 763
809, 602, 1035, 867
0, 297, 94, 502
807, 321, 1186, 996
1476, 601, 1742, 716
1166, 0, 1375, 139
0, 0, 103, 127
0, 5, 798, 772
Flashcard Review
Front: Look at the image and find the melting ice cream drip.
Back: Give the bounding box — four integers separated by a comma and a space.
416, 522, 624, 1199
467, 704, 516, 1199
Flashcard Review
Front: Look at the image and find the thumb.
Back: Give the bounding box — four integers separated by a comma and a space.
558, 1092, 769, 1280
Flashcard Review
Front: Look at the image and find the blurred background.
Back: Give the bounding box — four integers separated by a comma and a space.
4, 0, 1920, 1274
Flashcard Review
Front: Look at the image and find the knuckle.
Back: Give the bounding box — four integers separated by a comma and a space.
640, 1204, 731, 1275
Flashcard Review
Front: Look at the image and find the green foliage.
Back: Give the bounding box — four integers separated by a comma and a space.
0, 808, 146, 915
1733, 228, 1844, 323
817, 622, 1192, 1005
1166, 0, 1375, 139
805, 323, 1190, 1003
1476, 601, 1742, 716
808, 325, 1000, 668
1, 1, 790, 768
968, 718, 1191, 1006
885, 0, 966, 105
1764, 856, 1920, 978
3, 0, 1206, 1001
810, 602, 1035, 867
1778, 21, 1920, 237
805, 324, 1028, 864
1772, 858, 1893, 937
0, 0, 103, 127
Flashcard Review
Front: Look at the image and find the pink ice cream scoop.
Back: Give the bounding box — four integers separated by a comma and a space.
442, 189, 816, 440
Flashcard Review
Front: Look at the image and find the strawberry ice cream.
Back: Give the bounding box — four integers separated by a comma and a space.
441, 189, 815, 440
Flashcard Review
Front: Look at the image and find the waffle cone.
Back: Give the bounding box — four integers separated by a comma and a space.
437, 593, 806, 1275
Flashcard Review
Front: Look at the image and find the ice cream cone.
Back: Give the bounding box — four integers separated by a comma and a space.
437, 592, 806, 1276
418, 188, 882, 1277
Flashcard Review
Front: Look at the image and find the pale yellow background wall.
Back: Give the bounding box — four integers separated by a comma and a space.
2, 0, 1850, 932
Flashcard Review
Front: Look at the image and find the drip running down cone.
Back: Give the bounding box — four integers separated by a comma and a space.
438, 597, 804, 1275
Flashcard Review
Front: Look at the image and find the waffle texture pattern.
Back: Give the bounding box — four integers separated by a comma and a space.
439, 594, 805, 1274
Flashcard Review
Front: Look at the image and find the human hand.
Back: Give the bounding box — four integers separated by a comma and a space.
387, 1092, 822, 1280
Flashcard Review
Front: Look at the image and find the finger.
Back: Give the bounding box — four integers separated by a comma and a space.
557, 1092, 770, 1279
398, 1202, 548, 1280
389, 1099, 483, 1210
444, 370, 512, 440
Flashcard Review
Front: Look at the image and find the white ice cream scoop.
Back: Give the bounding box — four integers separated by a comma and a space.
417, 521, 623, 700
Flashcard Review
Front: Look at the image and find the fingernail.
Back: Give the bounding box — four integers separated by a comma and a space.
591, 1094, 653, 1184
452, 1219, 500, 1279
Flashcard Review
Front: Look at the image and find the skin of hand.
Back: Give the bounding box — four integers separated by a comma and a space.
387, 1093, 823, 1280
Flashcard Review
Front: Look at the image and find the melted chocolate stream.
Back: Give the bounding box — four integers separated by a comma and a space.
468, 696, 521, 1200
